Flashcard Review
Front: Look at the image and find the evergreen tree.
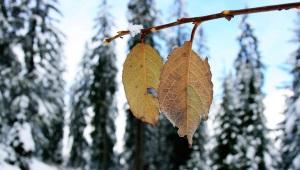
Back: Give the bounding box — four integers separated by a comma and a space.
127, 0, 156, 48
88, 1, 118, 169
233, 15, 277, 170
68, 45, 91, 170
210, 74, 240, 170
19, 0, 65, 164
164, 1, 193, 169
0, 1, 36, 169
167, 0, 189, 52
180, 25, 210, 170
123, 0, 165, 170
69, 1, 117, 169
123, 109, 147, 170
0, 0, 64, 168
182, 122, 209, 170
280, 13, 300, 170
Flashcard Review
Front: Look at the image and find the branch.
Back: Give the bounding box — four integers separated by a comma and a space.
104, 2, 300, 44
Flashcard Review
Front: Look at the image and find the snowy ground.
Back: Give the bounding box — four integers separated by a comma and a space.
0, 158, 64, 170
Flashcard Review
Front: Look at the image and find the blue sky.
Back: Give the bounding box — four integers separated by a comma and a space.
59, 0, 298, 153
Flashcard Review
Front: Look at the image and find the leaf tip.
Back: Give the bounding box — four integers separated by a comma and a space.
187, 135, 193, 146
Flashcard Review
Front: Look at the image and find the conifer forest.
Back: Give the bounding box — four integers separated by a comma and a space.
1, 0, 300, 170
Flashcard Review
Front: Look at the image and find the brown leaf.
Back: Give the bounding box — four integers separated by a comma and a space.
122, 43, 163, 125
158, 41, 213, 145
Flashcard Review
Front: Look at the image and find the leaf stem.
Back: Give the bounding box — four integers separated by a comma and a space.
190, 22, 200, 42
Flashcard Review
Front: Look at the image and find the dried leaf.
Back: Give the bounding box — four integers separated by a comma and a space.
122, 43, 163, 125
158, 41, 213, 145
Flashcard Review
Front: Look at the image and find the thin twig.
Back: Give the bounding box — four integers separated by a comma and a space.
104, 2, 300, 43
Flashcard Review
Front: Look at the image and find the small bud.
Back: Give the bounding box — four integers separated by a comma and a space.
177, 18, 183, 21
222, 10, 231, 15
103, 39, 110, 45
150, 28, 157, 32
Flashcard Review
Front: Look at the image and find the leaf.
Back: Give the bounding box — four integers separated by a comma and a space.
158, 41, 213, 145
122, 43, 163, 125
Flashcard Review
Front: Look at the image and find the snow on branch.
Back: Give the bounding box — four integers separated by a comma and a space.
128, 23, 144, 37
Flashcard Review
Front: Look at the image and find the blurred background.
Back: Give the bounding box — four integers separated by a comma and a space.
0, 0, 299, 170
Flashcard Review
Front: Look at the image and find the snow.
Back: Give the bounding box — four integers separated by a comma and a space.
127, 23, 143, 37
247, 125, 254, 132
264, 153, 272, 168
224, 154, 235, 164
0, 158, 61, 170
246, 146, 255, 158
293, 154, 300, 169
0, 145, 20, 170
0, 145, 8, 164
0, 163, 21, 170
285, 115, 295, 133
29, 159, 57, 170
18, 123, 35, 152
295, 97, 300, 114
20, 95, 29, 108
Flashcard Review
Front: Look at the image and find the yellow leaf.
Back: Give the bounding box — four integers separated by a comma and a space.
122, 43, 163, 125
158, 41, 213, 145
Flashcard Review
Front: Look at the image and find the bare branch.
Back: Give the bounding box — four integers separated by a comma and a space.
104, 2, 300, 43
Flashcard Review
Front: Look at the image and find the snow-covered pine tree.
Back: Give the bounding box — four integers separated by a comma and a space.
68, 45, 91, 170
0, 0, 23, 138
167, 0, 189, 52
88, 1, 118, 169
69, 1, 117, 169
210, 74, 240, 170
123, 0, 165, 170
233, 15, 277, 170
0, 32, 32, 170
181, 121, 209, 170
123, 109, 146, 170
280, 13, 300, 170
162, 1, 193, 169
18, 0, 65, 164
127, 0, 156, 48
180, 28, 210, 170
0, 1, 37, 169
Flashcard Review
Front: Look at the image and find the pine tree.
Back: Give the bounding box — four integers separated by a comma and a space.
162, 1, 193, 169
123, 0, 165, 170
88, 1, 118, 169
210, 74, 240, 170
19, 0, 65, 164
0, 0, 23, 137
123, 109, 146, 170
127, 0, 157, 48
68, 1, 117, 169
280, 13, 300, 170
0, 1, 36, 169
68, 45, 91, 170
1, 0, 65, 168
182, 122, 209, 170
233, 15, 277, 170
167, 0, 189, 52
178, 25, 210, 170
